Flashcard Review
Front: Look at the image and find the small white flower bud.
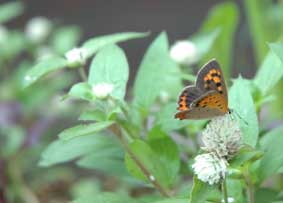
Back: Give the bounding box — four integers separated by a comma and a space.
202, 114, 242, 159
222, 197, 235, 203
170, 40, 199, 65
192, 153, 227, 185
65, 47, 87, 67
92, 83, 114, 99
159, 90, 170, 103
25, 17, 52, 43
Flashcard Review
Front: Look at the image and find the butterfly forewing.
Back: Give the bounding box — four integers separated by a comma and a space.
177, 86, 203, 111
196, 59, 228, 103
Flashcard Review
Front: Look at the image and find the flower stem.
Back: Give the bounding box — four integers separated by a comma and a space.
78, 66, 87, 81
222, 178, 228, 203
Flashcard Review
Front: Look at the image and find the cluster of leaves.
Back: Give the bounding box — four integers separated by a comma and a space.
1, 1, 283, 203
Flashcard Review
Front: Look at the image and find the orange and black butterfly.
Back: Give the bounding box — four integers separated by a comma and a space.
175, 59, 230, 120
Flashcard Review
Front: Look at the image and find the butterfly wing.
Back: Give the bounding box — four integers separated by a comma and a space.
196, 59, 228, 103
176, 85, 203, 111
175, 90, 228, 120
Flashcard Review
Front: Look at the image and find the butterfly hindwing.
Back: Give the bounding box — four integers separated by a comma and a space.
177, 86, 203, 111
175, 90, 227, 120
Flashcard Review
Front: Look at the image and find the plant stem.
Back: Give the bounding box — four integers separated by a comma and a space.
222, 178, 228, 203
78, 66, 87, 81
113, 124, 171, 197
244, 167, 254, 203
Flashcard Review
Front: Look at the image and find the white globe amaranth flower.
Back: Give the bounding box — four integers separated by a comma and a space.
92, 83, 114, 99
192, 153, 227, 185
65, 47, 87, 67
25, 17, 52, 43
170, 40, 199, 65
201, 113, 242, 159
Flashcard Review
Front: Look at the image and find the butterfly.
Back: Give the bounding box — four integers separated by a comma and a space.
175, 59, 230, 120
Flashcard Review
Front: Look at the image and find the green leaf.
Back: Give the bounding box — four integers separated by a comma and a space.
0, 2, 24, 23
189, 176, 219, 203
79, 110, 106, 121
147, 127, 180, 186
254, 188, 278, 203
269, 42, 283, 64
133, 32, 182, 112
243, 0, 270, 64
254, 49, 283, 96
227, 180, 244, 203
23, 56, 68, 87
88, 45, 129, 101
190, 28, 220, 57
59, 121, 114, 140
68, 82, 94, 101
200, 2, 239, 78
125, 128, 180, 188
73, 192, 138, 203
82, 32, 149, 58
39, 134, 108, 166
77, 137, 128, 177
258, 127, 283, 182
230, 146, 263, 168
51, 26, 81, 55
155, 102, 189, 132
229, 76, 259, 147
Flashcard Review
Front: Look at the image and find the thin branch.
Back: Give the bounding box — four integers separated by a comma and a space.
78, 66, 87, 82
113, 124, 171, 197
221, 178, 228, 203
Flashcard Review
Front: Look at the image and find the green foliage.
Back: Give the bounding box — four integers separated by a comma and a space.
88, 45, 129, 101
229, 76, 259, 147
125, 128, 180, 189
189, 176, 220, 203
200, 2, 239, 78
258, 127, 283, 182
133, 32, 182, 113
0, 2, 24, 23
23, 56, 68, 87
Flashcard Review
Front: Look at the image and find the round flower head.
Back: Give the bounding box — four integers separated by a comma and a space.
169, 40, 199, 65
192, 153, 227, 185
92, 83, 114, 99
25, 17, 52, 43
202, 113, 242, 159
65, 47, 87, 67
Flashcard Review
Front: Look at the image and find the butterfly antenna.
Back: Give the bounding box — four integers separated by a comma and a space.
229, 109, 249, 125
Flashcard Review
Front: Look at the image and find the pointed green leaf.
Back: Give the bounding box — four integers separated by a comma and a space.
133, 32, 182, 112
68, 82, 94, 101
82, 32, 149, 58
229, 76, 259, 147
200, 2, 239, 78
39, 134, 108, 166
254, 48, 283, 96
0, 2, 24, 23
59, 121, 114, 140
23, 56, 67, 87
258, 127, 283, 182
88, 45, 129, 101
